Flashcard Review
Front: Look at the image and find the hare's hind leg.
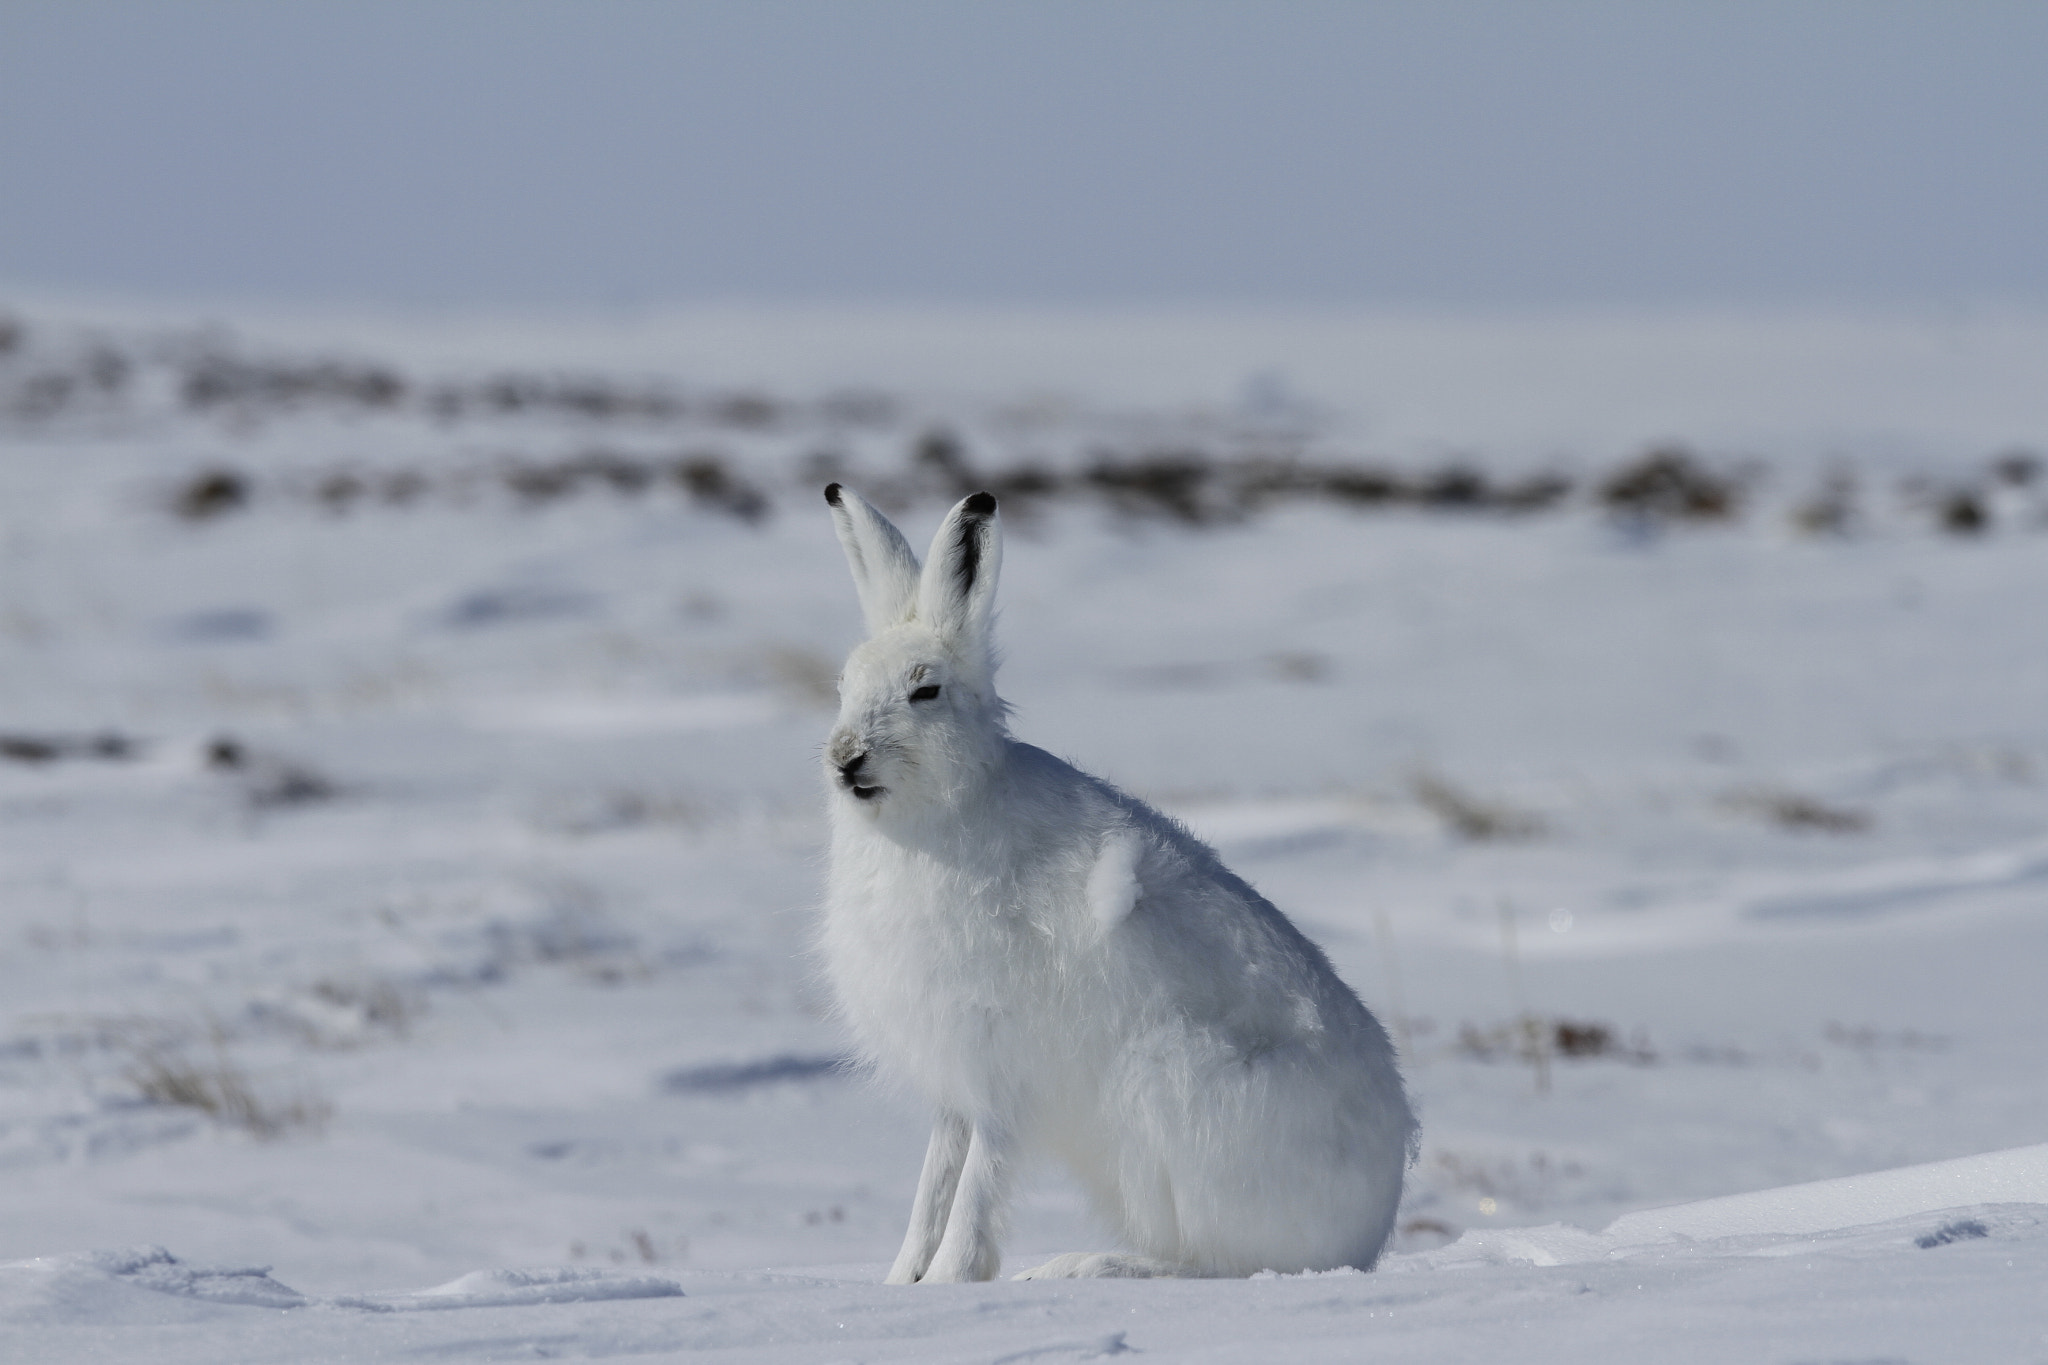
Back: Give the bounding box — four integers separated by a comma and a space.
1012, 1252, 1187, 1280
886, 1112, 970, 1284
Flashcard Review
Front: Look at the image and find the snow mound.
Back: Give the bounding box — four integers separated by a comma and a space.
1604, 1140, 2048, 1242
0, 1246, 307, 1325
1414, 1142, 2048, 1270
346, 1266, 684, 1312
0, 1250, 682, 1324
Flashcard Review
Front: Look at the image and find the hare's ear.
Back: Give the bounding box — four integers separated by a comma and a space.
917, 491, 1001, 647
825, 484, 921, 634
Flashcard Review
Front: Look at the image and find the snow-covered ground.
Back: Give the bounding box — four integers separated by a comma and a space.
2, 303, 2044, 1361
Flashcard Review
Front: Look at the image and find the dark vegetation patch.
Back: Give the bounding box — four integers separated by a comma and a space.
1898, 458, 2045, 538
8, 315, 2043, 538
893, 427, 1573, 525
174, 450, 771, 525
1723, 788, 1873, 835
1993, 450, 2040, 487
3, 315, 891, 436
1938, 488, 1988, 535
668, 455, 772, 521
424, 372, 684, 424
192, 425, 2042, 543
182, 354, 407, 412
175, 349, 749, 429
1597, 445, 1745, 523
206, 734, 341, 810
1456, 1017, 1657, 1065
0, 730, 141, 764
171, 468, 250, 521
172, 439, 1566, 531
1079, 452, 1570, 524
659, 1052, 851, 1096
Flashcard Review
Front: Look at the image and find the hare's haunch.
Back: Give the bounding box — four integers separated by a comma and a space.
819, 485, 1416, 1282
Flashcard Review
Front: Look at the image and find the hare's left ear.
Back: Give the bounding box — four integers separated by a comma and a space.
917, 491, 1001, 646
826, 484, 922, 635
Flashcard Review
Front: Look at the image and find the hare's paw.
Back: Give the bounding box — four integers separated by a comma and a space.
1012, 1252, 1184, 1280
919, 1239, 1002, 1283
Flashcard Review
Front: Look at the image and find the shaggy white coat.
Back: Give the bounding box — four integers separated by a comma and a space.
819, 485, 1416, 1283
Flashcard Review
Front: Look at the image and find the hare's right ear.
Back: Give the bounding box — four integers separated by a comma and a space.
825, 484, 922, 634
916, 490, 1000, 647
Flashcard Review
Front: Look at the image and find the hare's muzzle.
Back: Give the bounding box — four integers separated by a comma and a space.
834, 750, 883, 801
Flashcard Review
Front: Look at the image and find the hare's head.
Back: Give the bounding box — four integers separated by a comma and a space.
823, 485, 1008, 817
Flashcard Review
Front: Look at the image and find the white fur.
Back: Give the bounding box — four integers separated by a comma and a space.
1085, 827, 1144, 933
818, 485, 1417, 1284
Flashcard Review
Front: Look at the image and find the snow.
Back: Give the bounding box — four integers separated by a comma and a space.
1425, 1143, 2048, 1269
4, 1174, 2044, 1360
2, 302, 2045, 1360
1602, 1142, 2048, 1245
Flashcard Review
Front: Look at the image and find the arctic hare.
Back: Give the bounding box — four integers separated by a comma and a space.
819, 485, 1416, 1282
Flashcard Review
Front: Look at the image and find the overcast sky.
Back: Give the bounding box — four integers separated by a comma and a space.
2, 1, 2044, 311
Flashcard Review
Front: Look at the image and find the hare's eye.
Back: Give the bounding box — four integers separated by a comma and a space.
909, 684, 941, 703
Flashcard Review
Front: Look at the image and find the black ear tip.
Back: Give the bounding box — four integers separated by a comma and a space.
963, 491, 997, 516
823, 483, 843, 506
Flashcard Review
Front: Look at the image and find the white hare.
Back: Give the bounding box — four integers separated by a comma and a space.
818, 484, 1416, 1283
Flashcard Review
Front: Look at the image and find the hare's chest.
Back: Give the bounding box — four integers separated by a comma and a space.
824, 850, 1018, 1010
822, 835, 1072, 1085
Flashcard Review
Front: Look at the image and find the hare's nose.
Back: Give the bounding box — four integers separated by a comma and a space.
836, 752, 867, 781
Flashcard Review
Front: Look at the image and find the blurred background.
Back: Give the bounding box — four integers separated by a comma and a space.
3, 3, 2048, 1347
4, 0, 2046, 311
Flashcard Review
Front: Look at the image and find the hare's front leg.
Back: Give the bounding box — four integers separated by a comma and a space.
918, 1120, 1015, 1283
886, 1111, 971, 1284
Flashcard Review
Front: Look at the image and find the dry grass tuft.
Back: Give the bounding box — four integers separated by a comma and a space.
1410, 771, 1545, 841
1456, 1016, 1656, 1066
1723, 787, 1871, 834
115, 1023, 329, 1139
1597, 446, 1743, 523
